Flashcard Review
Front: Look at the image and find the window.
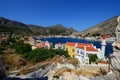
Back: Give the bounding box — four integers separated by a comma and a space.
72, 48, 74, 52
73, 55, 75, 58
77, 50, 79, 53
81, 51, 84, 57
86, 53, 88, 57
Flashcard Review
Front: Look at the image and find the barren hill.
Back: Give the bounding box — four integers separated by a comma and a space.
81, 16, 119, 36
0, 17, 77, 36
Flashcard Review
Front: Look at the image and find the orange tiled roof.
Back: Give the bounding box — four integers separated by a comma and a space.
77, 43, 98, 52
77, 43, 92, 47
66, 42, 76, 47
86, 46, 98, 52
66, 42, 98, 52
77, 45, 84, 49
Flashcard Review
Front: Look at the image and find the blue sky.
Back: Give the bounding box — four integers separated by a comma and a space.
0, 0, 120, 31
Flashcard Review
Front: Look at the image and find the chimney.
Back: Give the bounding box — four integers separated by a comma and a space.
75, 43, 78, 47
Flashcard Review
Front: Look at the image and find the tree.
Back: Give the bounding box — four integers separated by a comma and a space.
88, 54, 98, 63
15, 43, 31, 54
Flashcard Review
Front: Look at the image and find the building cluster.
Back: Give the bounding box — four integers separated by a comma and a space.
24, 37, 52, 50
64, 42, 101, 64
24, 35, 107, 64
55, 34, 107, 64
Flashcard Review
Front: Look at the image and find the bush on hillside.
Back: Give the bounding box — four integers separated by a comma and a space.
14, 41, 31, 54
22, 48, 69, 63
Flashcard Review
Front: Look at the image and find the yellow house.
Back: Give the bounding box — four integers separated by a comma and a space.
65, 42, 76, 57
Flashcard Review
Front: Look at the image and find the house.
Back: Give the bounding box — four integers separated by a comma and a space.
65, 42, 76, 58
55, 43, 65, 49
65, 42, 101, 64
76, 43, 101, 64
28, 37, 37, 45
32, 41, 52, 50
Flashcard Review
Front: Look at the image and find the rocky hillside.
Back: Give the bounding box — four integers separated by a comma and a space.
0, 17, 77, 36
0, 17, 32, 36
81, 16, 119, 36
28, 24, 76, 35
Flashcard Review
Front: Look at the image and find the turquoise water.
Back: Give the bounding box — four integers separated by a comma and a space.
40, 37, 113, 57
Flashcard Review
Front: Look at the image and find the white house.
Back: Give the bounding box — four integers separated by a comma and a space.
55, 43, 65, 49
76, 43, 101, 64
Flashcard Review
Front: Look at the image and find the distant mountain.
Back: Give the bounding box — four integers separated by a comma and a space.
81, 16, 119, 37
0, 17, 33, 36
0, 17, 77, 36
28, 24, 77, 35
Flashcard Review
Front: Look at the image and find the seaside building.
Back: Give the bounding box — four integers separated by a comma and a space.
65, 42, 101, 64
25, 37, 37, 45
65, 42, 76, 57
55, 43, 65, 49
32, 41, 52, 50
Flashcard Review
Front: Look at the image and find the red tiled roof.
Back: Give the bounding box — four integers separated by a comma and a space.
66, 42, 76, 47
77, 43, 98, 52
77, 45, 84, 49
66, 42, 98, 52
86, 46, 98, 52
77, 43, 92, 47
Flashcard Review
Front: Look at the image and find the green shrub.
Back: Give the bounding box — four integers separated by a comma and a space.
53, 75, 59, 79
14, 41, 31, 54
88, 54, 98, 63
22, 48, 69, 63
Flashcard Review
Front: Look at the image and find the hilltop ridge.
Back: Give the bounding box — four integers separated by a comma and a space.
81, 16, 119, 36
0, 17, 77, 36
